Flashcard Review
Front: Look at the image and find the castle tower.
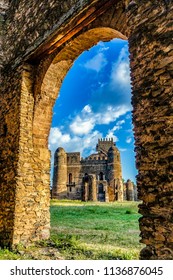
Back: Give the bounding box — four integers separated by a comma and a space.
52, 147, 67, 199
107, 144, 123, 201
96, 137, 114, 154
126, 179, 134, 201
107, 145, 122, 180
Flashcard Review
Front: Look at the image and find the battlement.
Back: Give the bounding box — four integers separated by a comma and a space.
96, 138, 115, 154
98, 137, 114, 143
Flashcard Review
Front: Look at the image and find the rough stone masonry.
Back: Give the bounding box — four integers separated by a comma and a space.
0, 0, 172, 259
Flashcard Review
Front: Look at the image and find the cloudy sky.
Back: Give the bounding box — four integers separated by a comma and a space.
48, 38, 137, 183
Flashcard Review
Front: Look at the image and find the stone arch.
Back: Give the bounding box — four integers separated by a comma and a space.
32, 27, 127, 148
0, 0, 172, 260
22, 24, 127, 250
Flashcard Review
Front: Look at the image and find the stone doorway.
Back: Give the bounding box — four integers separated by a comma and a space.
98, 183, 105, 202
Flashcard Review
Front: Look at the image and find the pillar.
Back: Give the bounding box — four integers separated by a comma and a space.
126, 0, 173, 259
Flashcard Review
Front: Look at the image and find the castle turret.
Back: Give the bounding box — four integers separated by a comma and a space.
96, 138, 114, 154
107, 145, 122, 179
52, 147, 67, 199
107, 144, 123, 201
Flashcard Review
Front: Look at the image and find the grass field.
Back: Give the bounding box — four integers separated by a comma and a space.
0, 200, 143, 260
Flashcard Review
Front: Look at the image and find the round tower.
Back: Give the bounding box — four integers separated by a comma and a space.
107, 145, 123, 201
52, 147, 67, 199
107, 145, 122, 179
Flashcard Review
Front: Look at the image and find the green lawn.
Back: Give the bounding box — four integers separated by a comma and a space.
0, 200, 143, 260
50, 200, 143, 259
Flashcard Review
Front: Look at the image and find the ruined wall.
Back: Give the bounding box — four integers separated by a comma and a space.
127, 0, 173, 259
3, 0, 124, 68
3, 0, 97, 67
1, 0, 126, 247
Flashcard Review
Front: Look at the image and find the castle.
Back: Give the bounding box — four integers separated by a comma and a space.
52, 138, 137, 202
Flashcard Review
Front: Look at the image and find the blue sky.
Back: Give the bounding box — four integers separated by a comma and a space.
48, 38, 137, 183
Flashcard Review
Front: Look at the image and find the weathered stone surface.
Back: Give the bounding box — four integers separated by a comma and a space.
0, 0, 172, 260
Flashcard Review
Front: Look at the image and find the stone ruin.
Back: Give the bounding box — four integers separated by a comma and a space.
0, 0, 172, 259
52, 138, 137, 202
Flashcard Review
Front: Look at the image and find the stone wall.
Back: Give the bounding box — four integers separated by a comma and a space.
126, 0, 173, 259
1, 0, 127, 248
3, 0, 124, 68
0, 1, 8, 74
0, 0, 172, 259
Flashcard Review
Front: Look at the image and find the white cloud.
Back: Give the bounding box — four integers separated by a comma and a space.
110, 45, 131, 89
69, 104, 130, 137
116, 120, 125, 126
112, 125, 121, 131
49, 127, 70, 146
106, 131, 118, 142
49, 103, 129, 158
70, 115, 95, 135
105, 120, 125, 143
82, 105, 92, 113
49, 127, 103, 158
84, 53, 107, 72
95, 105, 130, 125
119, 148, 127, 152
126, 137, 132, 144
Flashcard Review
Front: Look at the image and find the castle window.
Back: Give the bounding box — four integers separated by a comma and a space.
69, 173, 72, 184
99, 172, 104, 180
98, 183, 104, 194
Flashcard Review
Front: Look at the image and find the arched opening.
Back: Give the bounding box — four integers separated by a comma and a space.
98, 183, 105, 202
45, 32, 140, 257
31, 25, 140, 258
